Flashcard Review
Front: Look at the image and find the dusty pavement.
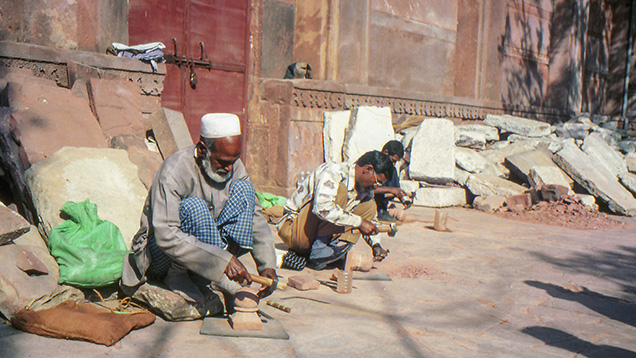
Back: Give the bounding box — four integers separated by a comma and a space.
1, 206, 636, 358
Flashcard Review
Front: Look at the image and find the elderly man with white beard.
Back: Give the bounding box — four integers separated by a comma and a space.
120, 113, 277, 314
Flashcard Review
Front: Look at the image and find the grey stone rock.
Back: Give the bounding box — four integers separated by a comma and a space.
480, 141, 539, 178
323, 110, 351, 162
409, 118, 455, 184
455, 147, 488, 173
454, 167, 471, 186
484, 114, 554, 137
465, 173, 526, 197
575, 194, 598, 210
618, 172, 636, 196
0, 202, 30, 246
399, 180, 421, 194
472, 196, 506, 213
454, 124, 499, 149
413, 187, 466, 208
592, 127, 622, 147
618, 139, 636, 155
342, 106, 394, 163
581, 132, 628, 178
553, 141, 636, 216
627, 154, 636, 173
132, 282, 224, 321
0, 241, 59, 319
24, 146, 148, 248
554, 122, 591, 139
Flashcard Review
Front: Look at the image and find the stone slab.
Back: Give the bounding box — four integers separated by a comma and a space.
506, 194, 532, 212
618, 139, 636, 155
409, 118, 455, 183
581, 132, 628, 178
454, 167, 470, 186
0, 242, 59, 319
454, 124, 499, 149
484, 114, 554, 137
472, 195, 506, 212
6, 80, 109, 166
323, 110, 351, 162
553, 141, 636, 216
455, 147, 488, 173
150, 108, 193, 159
342, 106, 394, 163
575, 194, 597, 209
24, 146, 148, 248
528, 166, 573, 190
618, 172, 636, 196
554, 122, 590, 139
480, 141, 539, 178
287, 276, 320, 291
201, 316, 289, 340
505, 148, 554, 181
413, 187, 466, 207
87, 77, 146, 139
465, 173, 527, 197
0, 203, 31, 246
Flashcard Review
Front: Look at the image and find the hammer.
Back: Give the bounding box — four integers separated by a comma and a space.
250, 274, 287, 291
352, 223, 398, 237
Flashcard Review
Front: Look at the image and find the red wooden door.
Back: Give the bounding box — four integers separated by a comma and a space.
128, 0, 249, 141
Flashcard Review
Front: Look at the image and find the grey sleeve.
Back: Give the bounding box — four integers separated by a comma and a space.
250, 201, 277, 272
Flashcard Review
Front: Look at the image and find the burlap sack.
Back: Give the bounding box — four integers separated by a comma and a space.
11, 300, 155, 346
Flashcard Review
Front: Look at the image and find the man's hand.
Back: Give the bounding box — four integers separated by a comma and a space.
224, 256, 252, 285
372, 244, 389, 262
257, 268, 278, 298
358, 219, 378, 236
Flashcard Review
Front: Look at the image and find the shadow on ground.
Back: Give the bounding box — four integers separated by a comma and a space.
522, 326, 636, 358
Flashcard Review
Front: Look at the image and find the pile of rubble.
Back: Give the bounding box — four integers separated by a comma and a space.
323, 107, 636, 222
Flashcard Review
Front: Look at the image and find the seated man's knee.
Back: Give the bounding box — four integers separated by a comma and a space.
179, 197, 208, 216
230, 180, 255, 197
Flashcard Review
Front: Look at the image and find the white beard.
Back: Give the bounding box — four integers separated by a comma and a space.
200, 152, 233, 183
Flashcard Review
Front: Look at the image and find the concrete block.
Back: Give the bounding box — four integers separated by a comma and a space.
506, 194, 532, 212
619, 172, 636, 196
6, 80, 109, 166
87, 78, 145, 139
484, 114, 554, 137
0, 203, 30, 246
581, 132, 627, 178
455, 147, 488, 173
409, 118, 455, 183
24, 147, 148, 248
553, 141, 636, 216
413, 187, 466, 208
528, 166, 573, 190
400, 180, 421, 194
150, 108, 193, 159
454, 124, 499, 149
342, 106, 394, 163
287, 276, 320, 291
472, 196, 506, 213
323, 110, 351, 162
465, 173, 526, 197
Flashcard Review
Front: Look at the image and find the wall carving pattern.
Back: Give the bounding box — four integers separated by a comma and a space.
0, 57, 164, 97
0, 57, 69, 87
291, 87, 569, 122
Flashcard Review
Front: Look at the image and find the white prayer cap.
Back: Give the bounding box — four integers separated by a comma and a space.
200, 113, 241, 138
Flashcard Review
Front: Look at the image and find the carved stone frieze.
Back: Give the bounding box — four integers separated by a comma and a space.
0, 57, 69, 87
290, 86, 568, 122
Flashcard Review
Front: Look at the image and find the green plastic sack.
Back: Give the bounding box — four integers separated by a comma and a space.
255, 191, 288, 210
48, 200, 131, 287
